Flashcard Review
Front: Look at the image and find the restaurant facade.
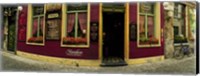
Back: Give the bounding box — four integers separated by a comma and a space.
2, 2, 196, 66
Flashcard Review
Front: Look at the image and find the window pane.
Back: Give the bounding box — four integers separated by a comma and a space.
39, 17, 44, 37
139, 15, 145, 36
174, 26, 179, 36
148, 16, 154, 38
77, 12, 87, 38
67, 4, 87, 11
181, 19, 185, 36
32, 4, 44, 16
174, 4, 179, 18
140, 3, 154, 14
174, 3, 186, 37
67, 13, 75, 37
32, 18, 38, 37
173, 18, 179, 26
103, 3, 124, 7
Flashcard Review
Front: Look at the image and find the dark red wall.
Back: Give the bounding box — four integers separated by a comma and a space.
129, 3, 164, 59
17, 4, 99, 59
18, 6, 27, 42
17, 3, 164, 60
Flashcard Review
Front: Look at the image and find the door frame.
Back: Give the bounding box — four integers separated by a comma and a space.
99, 3, 129, 63
3, 6, 18, 54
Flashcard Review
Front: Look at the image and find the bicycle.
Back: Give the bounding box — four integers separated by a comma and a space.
173, 42, 191, 60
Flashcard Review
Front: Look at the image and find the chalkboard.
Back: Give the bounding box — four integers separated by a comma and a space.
45, 11, 61, 40
90, 22, 99, 42
129, 23, 137, 41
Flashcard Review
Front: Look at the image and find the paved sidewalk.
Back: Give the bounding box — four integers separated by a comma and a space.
0, 51, 196, 75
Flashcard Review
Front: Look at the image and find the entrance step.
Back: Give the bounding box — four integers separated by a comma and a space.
100, 57, 127, 67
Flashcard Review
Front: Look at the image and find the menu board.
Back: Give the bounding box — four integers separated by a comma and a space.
45, 8, 62, 40
46, 19, 61, 40
129, 23, 137, 41
90, 22, 99, 42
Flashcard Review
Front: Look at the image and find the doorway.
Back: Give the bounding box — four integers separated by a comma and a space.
102, 12, 126, 66
3, 6, 17, 53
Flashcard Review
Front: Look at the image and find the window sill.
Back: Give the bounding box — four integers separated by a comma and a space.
137, 43, 161, 48
174, 43, 189, 46
26, 42, 45, 46
61, 43, 90, 48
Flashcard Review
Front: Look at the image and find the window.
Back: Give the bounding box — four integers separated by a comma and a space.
27, 4, 45, 45
137, 3, 161, 47
173, 3, 187, 43
61, 4, 90, 47
188, 7, 195, 41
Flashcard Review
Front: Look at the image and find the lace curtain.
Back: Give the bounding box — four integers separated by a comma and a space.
148, 16, 154, 38
32, 18, 38, 36
78, 13, 87, 33
67, 13, 75, 33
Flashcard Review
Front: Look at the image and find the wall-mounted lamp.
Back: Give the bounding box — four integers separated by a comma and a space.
18, 6, 23, 11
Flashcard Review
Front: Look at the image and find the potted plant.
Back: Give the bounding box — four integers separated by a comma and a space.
28, 36, 43, 43
63, 37, 75, 44
79, 38, 87, 44
174, 35, 187, 43
35, 36, 43, 43
149, 37, 159, 44
28, 37, 36, 43
140, 37, 149, 45
139, 32, 150, 45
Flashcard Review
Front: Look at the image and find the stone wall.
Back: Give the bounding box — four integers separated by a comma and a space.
163, 2, 174, 58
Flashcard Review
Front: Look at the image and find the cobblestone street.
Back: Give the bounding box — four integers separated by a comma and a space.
0, 51, 196, 75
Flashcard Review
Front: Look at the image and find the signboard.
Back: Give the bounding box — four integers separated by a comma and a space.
46, 19, 61, 40
45, 5, 62, 40
90, 22, 99, 42
129, 23, 137, 41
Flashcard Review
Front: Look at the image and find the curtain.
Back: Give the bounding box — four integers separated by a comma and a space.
32, 18, 38, 36
139, 15, 145, 33
78, 13, 87, 33
40, 17, 44, 35
148, 16, 154, 38
67, 13, 75, 33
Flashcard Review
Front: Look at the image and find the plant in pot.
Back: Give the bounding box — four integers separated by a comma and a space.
174, 34, 187, 43
28, 36, 43, 43
149, 37, 159, 44
63, 37, 75, 44
35, 36, 43, 43
139, 32, 149, 45
28, 37, 36, 43
79, 37, 87, 44
74, 37, 87, 45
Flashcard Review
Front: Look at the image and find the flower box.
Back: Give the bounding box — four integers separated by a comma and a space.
139, 41, 150, 45
149, 37, 159, 44
63, 37, 87, 45
28, 36, 43, 43
174, 35, 187, 43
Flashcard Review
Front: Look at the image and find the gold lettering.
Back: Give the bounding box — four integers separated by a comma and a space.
48, 13, 59, 18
